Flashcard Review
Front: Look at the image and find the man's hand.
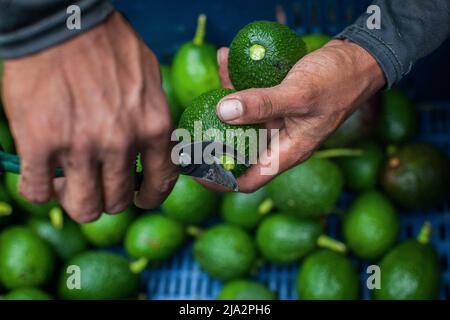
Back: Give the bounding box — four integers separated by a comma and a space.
216, 39, 386, 192
2, 13, 178, 222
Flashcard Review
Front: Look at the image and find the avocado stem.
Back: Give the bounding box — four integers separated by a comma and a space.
313, 148, 363, 159
258, 198, 274, 215
49, 207, 64, 230
130, 257, 149, 274
417, 221, 432, 245
193, 14, 207, 46
186, 225, 203, 237
317, 235, 347, 254
0, 201, 12, 216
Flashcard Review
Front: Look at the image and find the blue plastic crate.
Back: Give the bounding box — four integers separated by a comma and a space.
108, 0, 450, 299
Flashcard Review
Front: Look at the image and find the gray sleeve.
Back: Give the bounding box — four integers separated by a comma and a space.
336, 0, 450, 88
0, 0, 114, 59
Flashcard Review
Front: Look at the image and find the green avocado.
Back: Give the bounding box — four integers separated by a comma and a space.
172, 15, 220, 107
378, 89, 417, 144
58, 251, 139, 300
161, 64, 183, 124
220, 187, 271, 230
2, 287, 52, 300
28, 217, 87, 260
256, 213, 323, 264
337, 142, 384, 192
381, 143, 450, 209
228, 21, 306, 90
267, 157, 344, 218
194, 224, 257, 281
301, 33, 332, 52
218, 280, 276, 300
178, 88, 261, 177
162, 175, 218, 225
0, 226, 55, 289
124, 214, 185, 262
296, 249, 359, 300
343, 191, 399, 260
0, 184, 14, 229
80, 208, 135, 247
373, 224, 440, 300
4, 173, 59, 217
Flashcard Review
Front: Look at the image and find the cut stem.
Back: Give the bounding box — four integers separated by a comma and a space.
49, 207, 64, 230
130, 257, 149, 274
317, 234, 347, 254
186, 225, 203, 237
0, 201, 12, 216
313, 148, 363, 159
193, 14, 207, 46
258, 198, 274, 215
417, 221, 432, 245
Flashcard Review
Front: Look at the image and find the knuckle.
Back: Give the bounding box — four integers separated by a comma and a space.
144, 117, 171, 140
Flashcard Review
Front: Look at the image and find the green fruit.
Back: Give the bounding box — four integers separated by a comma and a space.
125, 214, 185, 261
0, 226, 55, 289
343, 191, 399, 260
267, 157, 344, 218
302, 33, 332, 52
178, 88, 261, 177
2, 287, 52, 300
58, 251, 139, 300
256, 213, 323, 264
0, 119, 14, 153
162, 175, 218, 224
0, 184, 13, 228
228, 21, 306, 90
381, 143, 450, 209
220, 187, 271, 230
296, 249, 359, 300
161, 64, 183, 124
218, 280, 276, 300
194, 224, 256, 281
28, 217, 87, 260
172, 15, 220, 107
4, 173, 59, 217
323, 100, 380, 148
374, 225, 440, 300
378, 89, 417, 144
337, 142, 384, 192
80, 208, 134, 247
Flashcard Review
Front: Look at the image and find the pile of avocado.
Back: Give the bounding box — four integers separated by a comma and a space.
0, 18, 449, 301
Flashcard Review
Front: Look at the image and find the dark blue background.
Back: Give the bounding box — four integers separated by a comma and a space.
112, 0, 450, 102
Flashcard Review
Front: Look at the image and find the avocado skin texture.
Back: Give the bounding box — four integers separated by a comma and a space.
0, 226, 55, 289
302, 33, 332, 52
172, 42, 220, 107
3, 287, 52, 300
162, 175, 218, 225
161, 64, 183, 124
267, 157, 344, 218
194, 224, 256, 281
378, 89, 417, 144
28, 217, 87, 261
343, 191, 399, 260
80, 208, 134, 247
220, 187, 267, 230
228, 21, 306, 90
256, 213, 323, 264
296, 249, 359, 300
381, 143, 450, 209
218, 280, 276, 300
179, 88, 261, 177
337, 142, 384, 192
125, 214, 185, 261
373, 240, 440, 300
58, 251, 139, 300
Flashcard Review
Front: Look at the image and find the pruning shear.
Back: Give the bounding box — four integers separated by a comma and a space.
0, 141, 247, 192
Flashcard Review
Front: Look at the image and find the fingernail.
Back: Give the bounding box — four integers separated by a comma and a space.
217, 49, 222, 65
218, 99, 243, 121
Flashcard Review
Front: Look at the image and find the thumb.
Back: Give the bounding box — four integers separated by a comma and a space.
216, 86, 298, 124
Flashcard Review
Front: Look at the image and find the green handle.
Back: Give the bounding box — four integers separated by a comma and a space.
0, 151, 64, 177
